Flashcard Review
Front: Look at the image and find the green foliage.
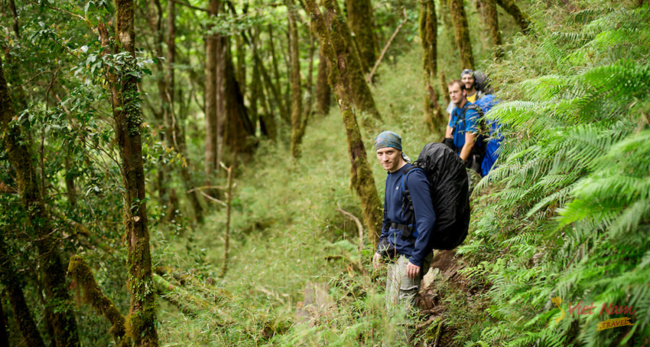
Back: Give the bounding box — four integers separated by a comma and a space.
450, 3, 650, 346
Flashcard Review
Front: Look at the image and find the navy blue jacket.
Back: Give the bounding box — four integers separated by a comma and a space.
378, 163, 436, 267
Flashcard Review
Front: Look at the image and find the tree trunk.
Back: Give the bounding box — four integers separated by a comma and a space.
495, 0, 532, 34
345, 0, 378, 73
0, 235, 46, 347
315, 43, 331, 116
268, 25, 290, 123
304, 35, 316, 123
68, 256, 129, 347
216, 35, 227, 167
205, 0, 219, 177
104, 0, 160, 342
166, 0, 204, 223
248, 29, 261, 133
449, 0, 475, 70
0, 55, 80, 347
480, 0, 504, 59
235, 34, 246, 97
146, 0, 169, 211
223, 47, 255, 163
64, 149, 78, 208
420, 0, 443, 133
0, 296, 8, 347
287, 0, 304, 158
304, 0, 383, 248
334, 0, 382, 127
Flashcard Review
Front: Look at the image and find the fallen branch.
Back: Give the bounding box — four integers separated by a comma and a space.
366, 8, 408, 83
154, 266, 230, 304
198, 191, 227, 206
68, 255, 130, 347
153, 274, 211, 317
336, 203, 366, 274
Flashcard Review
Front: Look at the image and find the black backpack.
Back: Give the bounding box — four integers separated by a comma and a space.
402, 143, 470, 250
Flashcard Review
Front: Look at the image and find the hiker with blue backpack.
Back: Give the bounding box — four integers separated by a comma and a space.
444, 70, 503, 178
445, 79, 484, 174
373, 131, 471, 341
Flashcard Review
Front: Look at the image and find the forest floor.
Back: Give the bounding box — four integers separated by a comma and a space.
153, 46, 471, 346
152, 3, 650, 346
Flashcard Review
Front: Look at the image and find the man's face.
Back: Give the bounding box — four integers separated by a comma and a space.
376, 147, 401, 172
448, 83, 466, 105
461, 74, 475, 91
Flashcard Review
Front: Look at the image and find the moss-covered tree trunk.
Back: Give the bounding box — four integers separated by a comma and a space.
495, 0, 532, 33
304, 0, 383, 248
480, 0, 504, 59
0, 234, 46, 347
419, 0, 443, 133
449, 0, 474, 70
68, 256, 129, 346
205, 0, 219, 177
109, 1, 159, 344
345, 0, 378, 73
0, 55, 80, 347
335, 0, 382, 126
287, 0, 305, 158
315, 43, 331, 116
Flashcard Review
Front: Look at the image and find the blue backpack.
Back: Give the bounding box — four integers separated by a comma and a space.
474, 95, 502, 176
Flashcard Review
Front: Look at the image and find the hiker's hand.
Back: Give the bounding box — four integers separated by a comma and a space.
373, 252, 383, 269
406, 262, 421, 279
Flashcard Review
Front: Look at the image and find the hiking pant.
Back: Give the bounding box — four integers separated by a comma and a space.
385, 253, 433, 317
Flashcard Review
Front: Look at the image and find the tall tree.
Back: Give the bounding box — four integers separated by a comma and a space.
0, 55, 80, 347
205, 0, 220, 177
480, 0, 504, 58
419, 0, 443, 132
166, 0, 205, 222
332, 0, 382, 126
287, 0, 305, 158
100, 0, 159, 342
304, 0, 383, 248
345, 0, 378, 73
315, 43, 331, 116
449, 0, 475, 70
495, 0, 532, 33
223, 47, 255, 162
0, 233, 46, 347
146, 0, 171, 210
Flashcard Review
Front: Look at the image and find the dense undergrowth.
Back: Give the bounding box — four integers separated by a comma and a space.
154, 2, 650, 346
7, 0, 646, 346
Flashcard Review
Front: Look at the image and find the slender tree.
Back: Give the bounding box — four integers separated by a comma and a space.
420, 0, 443, 132
480, 0, 504, 58
315, 43, 331, 116
304, 0, 383, 247
0, 299, 8, 347
449, 0, 475, 70
0, 55, 80, 347
335, 0, 382, 126
345, 0, 378, 73
287, 0, 305, 158
205, 0, 219, 177
167, 0, 205, 222
0, 233, 46, 347
99, 0, 159, 342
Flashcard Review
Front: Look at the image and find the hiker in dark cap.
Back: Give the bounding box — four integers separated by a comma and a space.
373, 131, 435, 322
445, 69, 486, 115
